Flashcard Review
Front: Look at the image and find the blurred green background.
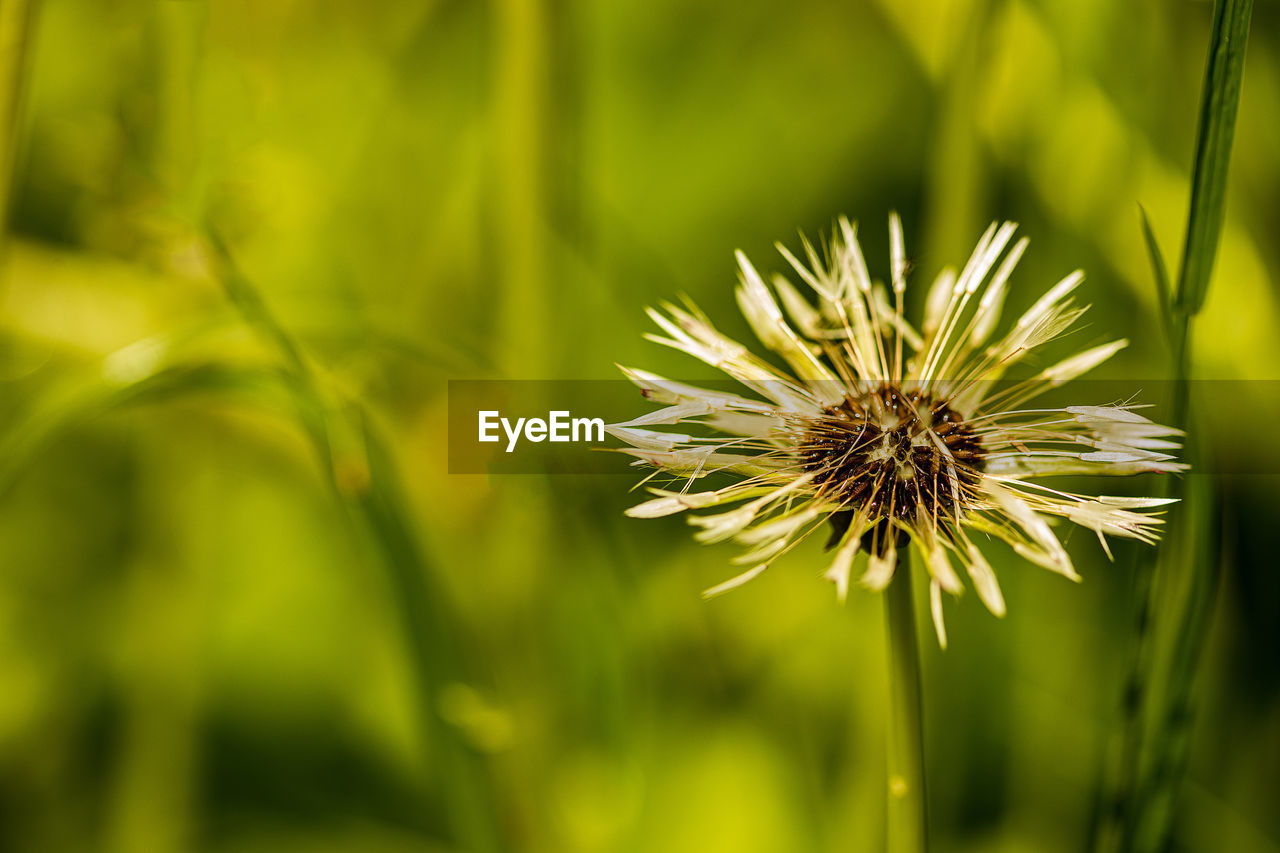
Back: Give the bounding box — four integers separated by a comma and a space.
1, 0, 1278, 851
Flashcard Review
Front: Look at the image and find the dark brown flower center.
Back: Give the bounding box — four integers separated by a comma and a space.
800, 385, 985, 528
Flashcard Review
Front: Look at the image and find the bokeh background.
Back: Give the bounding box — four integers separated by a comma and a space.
1, 0, 1278, 851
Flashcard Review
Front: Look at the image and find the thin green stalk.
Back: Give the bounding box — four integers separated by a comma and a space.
1131, 466, 1220, 853
1092, 330, 1194, 853
493, 0, 549, 377
0, 0, 35, 266
1088, 544, 1154, 853
1098, 0, 1252, 848
1132, 0, 1252, 840
921, 0, 994, 267
152, 0, 204, 213
884, 563, 928, 853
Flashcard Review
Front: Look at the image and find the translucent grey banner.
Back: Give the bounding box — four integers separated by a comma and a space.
447, 379, 1276, 476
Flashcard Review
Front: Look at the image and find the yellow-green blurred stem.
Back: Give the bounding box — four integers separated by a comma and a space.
885, 564, 928, 853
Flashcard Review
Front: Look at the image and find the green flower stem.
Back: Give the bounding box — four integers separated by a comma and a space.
884, 563, 928, 853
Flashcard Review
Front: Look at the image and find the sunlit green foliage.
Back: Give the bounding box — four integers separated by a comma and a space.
1, 1, 1277, 851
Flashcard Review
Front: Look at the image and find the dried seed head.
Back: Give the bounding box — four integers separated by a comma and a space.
612, 213, 1186, 644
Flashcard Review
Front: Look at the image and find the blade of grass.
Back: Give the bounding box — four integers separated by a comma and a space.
0, 361, 292, 502
1137, 205, 1174, 344
347, 404, 502, 852
1173, 0, 1253, 317
204, 236, 505, 852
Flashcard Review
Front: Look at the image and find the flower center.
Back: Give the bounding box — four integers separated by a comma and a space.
799, 384, 986, 523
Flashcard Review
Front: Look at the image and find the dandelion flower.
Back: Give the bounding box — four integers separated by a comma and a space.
611, 215, 1184, 644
